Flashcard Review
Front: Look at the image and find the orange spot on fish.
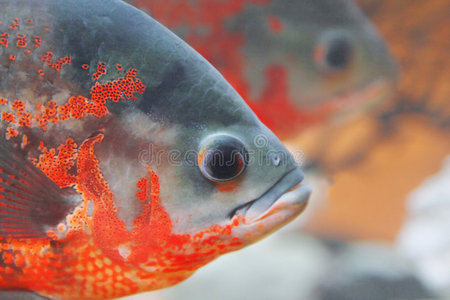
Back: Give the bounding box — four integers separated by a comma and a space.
33, 138, 78, 188
218, 183, 237, 192
41, 52, 71, 71
9, 55, 15, 61
58, 68, 146, 119
18, 112, 31, 127
57, 224, 66, 232
0, 33, 9, 47
6, 127, 18, 139
58, 96, 87, 120
267, 15, 283, 33
2, 251, 14, 264
93, 62, 107, 80
9, 18, 19, 30
11, 100, 25, 113
21, 134, 29, 149
34, 35, 41, 48
1, 112, 15, 123
35, 100, 58, 130
16, 33, 27, 47
136, 177, 150, 202
82, 64, 89, 70
14, 253, 25, 267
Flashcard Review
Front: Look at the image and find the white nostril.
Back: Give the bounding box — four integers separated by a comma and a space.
272, 153, 281, 166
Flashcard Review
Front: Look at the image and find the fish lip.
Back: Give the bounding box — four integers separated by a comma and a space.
230, 168, 311, 224
329, 77, 395, 113
300, 77, 395, 114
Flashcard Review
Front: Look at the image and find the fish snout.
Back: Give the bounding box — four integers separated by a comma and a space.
233, 168, 311, 225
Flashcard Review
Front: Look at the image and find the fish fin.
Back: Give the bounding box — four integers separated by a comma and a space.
0, 140, 81, 239
0, 291, 50, 300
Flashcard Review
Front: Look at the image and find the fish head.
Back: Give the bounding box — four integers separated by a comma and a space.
95, 62, 311, 276
291, 0, 399, 111
67, 2, 313, 277
166, 123, 310, 240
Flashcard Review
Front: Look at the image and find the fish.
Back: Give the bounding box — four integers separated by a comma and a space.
0, 1, 311, 299
130, 0, 399, 139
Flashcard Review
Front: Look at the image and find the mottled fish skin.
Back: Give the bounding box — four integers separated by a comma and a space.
0, 0, 310, 299
131, 0, 399, 138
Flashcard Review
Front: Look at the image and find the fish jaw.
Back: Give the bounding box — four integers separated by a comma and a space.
230, 168, 311, 243
247, 71, 398, 140
128, 169, 311, 278
313, 76, 398, 124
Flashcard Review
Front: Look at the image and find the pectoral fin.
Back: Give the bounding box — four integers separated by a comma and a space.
0, 140, 81, 239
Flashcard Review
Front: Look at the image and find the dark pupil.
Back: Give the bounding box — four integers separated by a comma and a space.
326, 38, 352, 70
205, 146, 243, 180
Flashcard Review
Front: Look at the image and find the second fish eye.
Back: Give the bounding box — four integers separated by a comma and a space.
198, 134, 248, 182
314, 32, 354, 72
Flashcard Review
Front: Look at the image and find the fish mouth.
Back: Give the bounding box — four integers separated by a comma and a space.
231, 168, 311, 224
323, 77, 396, 119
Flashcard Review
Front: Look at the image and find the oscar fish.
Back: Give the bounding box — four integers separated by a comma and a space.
0, 0, 311, 299
131, 0, 399, 139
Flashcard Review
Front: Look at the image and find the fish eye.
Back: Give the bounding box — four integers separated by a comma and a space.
198, 134, 248, 182
314, 32, 354, 72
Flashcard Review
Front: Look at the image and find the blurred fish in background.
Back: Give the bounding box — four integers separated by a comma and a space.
311, 0, 450, 241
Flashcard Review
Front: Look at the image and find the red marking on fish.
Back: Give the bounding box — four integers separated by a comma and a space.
93, 62, 106, 80
16, 33, 27, 47
33, 35, 41, 48
267, 15, 283, 33
1, 131, 244, 298
40, 52, 71, 71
